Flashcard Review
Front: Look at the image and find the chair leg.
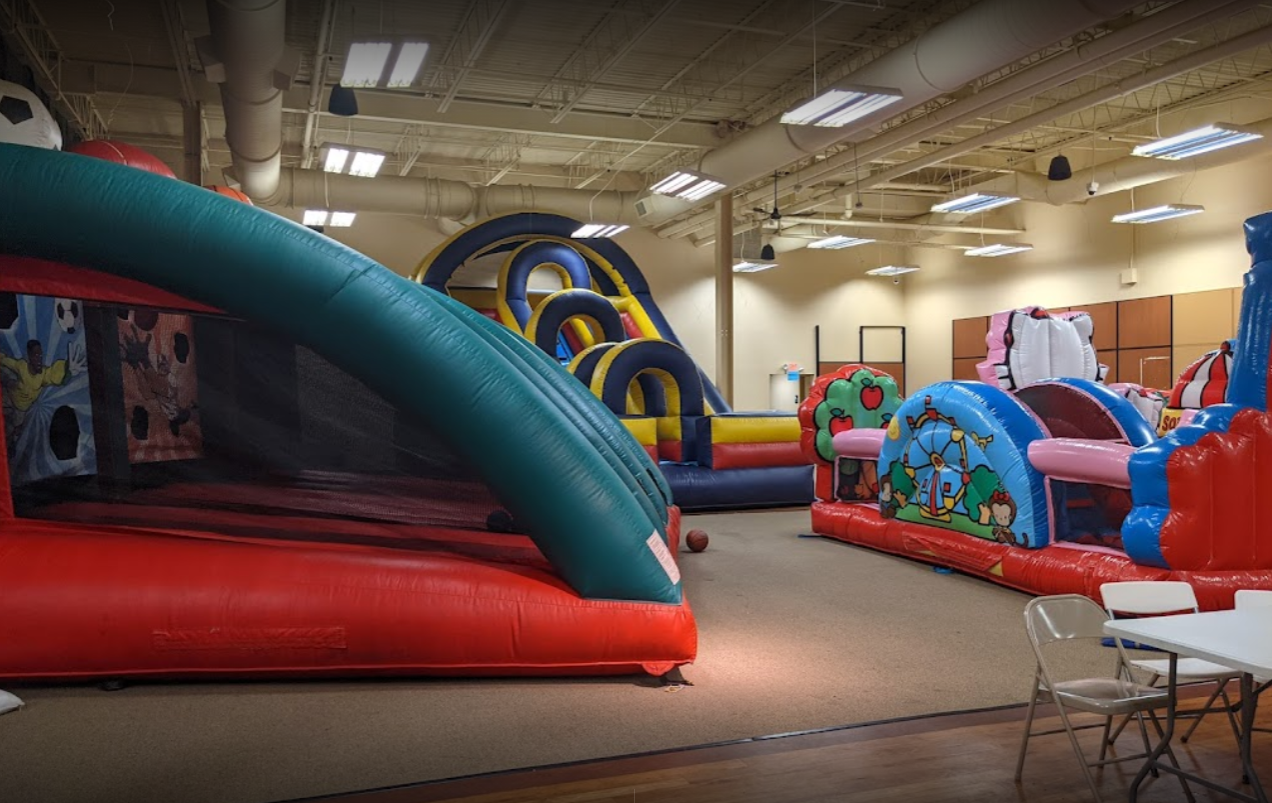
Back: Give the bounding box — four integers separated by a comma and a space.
1098, 714, 1113, 763
1180, 678, 1227, 743
1055, 702, 1104, 803
1133, 711, 1160, 778
1015, 681, 1041, 782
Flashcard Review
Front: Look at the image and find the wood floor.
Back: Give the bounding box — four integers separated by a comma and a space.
291, 698, 1272, 803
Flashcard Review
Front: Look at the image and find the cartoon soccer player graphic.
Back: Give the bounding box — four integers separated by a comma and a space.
120, 322, 196, 439
0, 338, 84, 451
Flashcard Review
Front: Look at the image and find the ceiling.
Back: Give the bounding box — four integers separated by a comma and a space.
6, 0, 1272, 246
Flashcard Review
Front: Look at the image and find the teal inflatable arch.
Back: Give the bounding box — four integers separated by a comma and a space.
0, 144, 680, 604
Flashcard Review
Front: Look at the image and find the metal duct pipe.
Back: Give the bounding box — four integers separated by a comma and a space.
266, 169, 481, 217
660, 0, 1260, 239
756, 230, 973, 254
973, 113, 1272, 205
262, 168, 648, 223
200, 0, 293, 199
641, 0, 1141, 226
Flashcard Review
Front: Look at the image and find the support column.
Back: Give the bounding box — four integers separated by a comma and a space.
714, 193, 734, 407
182, 101, 204, 185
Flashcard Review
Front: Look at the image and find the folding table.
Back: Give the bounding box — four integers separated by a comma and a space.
1105, 608, 1272, 802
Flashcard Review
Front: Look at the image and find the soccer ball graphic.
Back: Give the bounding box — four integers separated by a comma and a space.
55, 298, 81, 334
0, 80, 62, 150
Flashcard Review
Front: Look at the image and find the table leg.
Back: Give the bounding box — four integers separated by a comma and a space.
1131, 652, 1178, 802
1240, 672, 1268, 803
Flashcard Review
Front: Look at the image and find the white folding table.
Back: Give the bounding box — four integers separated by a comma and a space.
1105, 608, 1272, 803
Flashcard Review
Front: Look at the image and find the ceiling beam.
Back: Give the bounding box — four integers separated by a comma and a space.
549, 0, 682, 123
573, 2, 843, 188
432, 0, 513, 114
61, 60, 722, 149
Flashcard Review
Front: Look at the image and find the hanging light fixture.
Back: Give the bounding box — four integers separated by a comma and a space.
1132, 124, 1262, 160
327, 85, 359, 117
1111, 204, 1204, 224
1047, 155, 1072, 181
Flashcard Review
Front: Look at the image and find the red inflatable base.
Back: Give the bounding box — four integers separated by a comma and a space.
0, 514, 695, 681
812, 502, 1272, 611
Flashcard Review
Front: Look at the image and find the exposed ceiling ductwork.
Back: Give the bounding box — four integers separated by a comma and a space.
659, 0, 1265, 240
259, 167, 651, 224
219, 0, 1261, 250
638, 0, 1144, 227
198, 0, 297, 200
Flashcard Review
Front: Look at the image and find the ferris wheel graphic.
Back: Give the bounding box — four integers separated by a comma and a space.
902, 402, 993, 523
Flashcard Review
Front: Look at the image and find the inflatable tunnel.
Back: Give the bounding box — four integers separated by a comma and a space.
0, 144, 695, 680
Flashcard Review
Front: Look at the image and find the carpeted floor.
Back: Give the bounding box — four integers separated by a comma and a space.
0, 509, 1118, 803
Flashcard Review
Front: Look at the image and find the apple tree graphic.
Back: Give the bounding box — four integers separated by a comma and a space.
808, 368, 901, 501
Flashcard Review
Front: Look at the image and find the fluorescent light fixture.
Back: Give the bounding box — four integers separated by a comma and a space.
321, 145, 386, 178
323, 147, 349, 173
341, 41, 430, 88
328, 211, 358, 227
808, 235, 875, 250
1132, 124, 1263, 160
349, 151, 386, 177
781, 85, 904, 127
303, 210, 329, 226
341, 42, 394, 87
931, 193, 1020, 214
1111, 204, 1205, 224
387, 42, 430, 88
866, 264, 920, 277
572, 223, 630, 238
965, 243, 1034, 257
733, 261, 777, 273
650, 169, 726, 201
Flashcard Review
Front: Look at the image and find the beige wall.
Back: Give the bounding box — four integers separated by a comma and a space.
902, 153, 1272, 388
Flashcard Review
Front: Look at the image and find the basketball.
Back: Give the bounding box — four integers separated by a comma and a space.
685, 529, 709, 553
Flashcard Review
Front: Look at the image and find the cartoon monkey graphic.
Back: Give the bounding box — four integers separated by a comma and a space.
988, 489, 1019, 545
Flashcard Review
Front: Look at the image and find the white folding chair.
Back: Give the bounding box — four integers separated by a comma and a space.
1100, 581, 1240, 745
1235, 590, 1272, 736
1235, 589, 1272, 610
1016, 594, 1194, 803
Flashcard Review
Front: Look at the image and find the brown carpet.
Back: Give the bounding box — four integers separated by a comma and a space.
0, 509, 1119, 803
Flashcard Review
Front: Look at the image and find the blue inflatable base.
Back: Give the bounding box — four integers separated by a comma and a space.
662, 464, 814, 511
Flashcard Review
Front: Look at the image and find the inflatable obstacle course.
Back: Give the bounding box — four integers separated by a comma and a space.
804, 223, 1272, 608
415, 213, 814, 510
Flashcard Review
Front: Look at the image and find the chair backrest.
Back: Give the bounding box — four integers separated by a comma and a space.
1235, 589, 1272, 610
1099, 581, 1199, 616
1024, 594, 1111, 646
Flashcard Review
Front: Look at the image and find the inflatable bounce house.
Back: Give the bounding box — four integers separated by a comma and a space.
1158, 340, 1234, 436
802, 230, 1272, 609
977, 306, 1108, 390
414, 214, 812, 510
0, 82, 694, 681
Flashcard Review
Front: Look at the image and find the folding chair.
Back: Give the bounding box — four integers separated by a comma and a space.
1235, 590, 1272, 739
1016, 594, 1193, 803
1101, 581, 1240, 745
1235, 589, 1272, 610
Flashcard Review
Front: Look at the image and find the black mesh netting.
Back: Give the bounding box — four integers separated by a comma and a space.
0, 293, 522, 549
